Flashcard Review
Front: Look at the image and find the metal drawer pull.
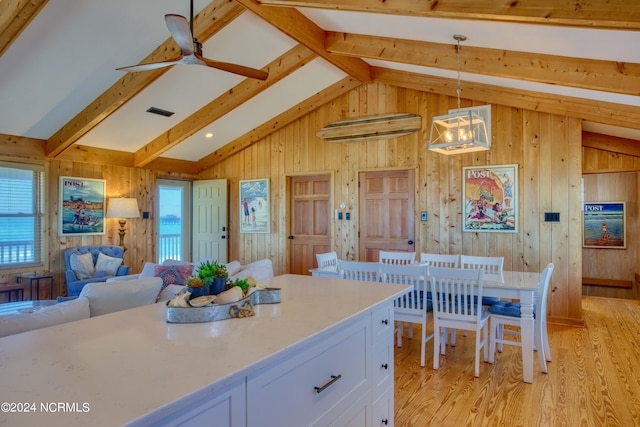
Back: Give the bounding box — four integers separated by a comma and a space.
381, 319, 389, 325
314, 374, 342, 394
382, 419, 389, 425
381, 363, 388, 370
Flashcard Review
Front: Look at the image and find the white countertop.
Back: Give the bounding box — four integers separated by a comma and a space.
0, 274, 408, 427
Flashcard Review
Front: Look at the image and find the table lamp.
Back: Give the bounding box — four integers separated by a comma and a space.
106, 198, 140, 252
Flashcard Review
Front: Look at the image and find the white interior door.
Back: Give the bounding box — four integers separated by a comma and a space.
193, 179, 228, 263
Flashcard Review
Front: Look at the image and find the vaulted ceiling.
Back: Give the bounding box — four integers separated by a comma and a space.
1, 0, 639, 174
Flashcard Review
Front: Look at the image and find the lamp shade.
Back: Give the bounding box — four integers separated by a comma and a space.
428, 110, 490, 155
106, 198, 140, 219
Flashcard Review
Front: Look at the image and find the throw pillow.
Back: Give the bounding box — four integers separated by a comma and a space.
0, 297, 90, 338
95, 252, 123, 276
79, 278, 163, 317
139, 262, 159, 278
154, 265, 193, 291
225, 260, 242, 277
70, 252, 95, 279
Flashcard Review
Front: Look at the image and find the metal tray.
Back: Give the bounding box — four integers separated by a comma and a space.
166, 288, 281, 323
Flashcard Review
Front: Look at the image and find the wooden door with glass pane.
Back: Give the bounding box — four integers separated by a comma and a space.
359, 169, 415, 261
289, 175, 331, 275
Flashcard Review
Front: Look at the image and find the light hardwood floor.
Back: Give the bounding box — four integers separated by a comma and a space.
394, 296, 640, 426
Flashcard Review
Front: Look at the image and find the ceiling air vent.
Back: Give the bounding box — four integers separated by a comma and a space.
146, 107, 174, 117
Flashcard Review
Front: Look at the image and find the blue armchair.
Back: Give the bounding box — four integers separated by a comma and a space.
64, 245, 130, 296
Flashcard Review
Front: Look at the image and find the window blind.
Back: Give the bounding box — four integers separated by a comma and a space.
0, 161, 45, 270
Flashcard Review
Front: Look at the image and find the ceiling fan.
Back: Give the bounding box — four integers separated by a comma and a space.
117, 0, 268, 80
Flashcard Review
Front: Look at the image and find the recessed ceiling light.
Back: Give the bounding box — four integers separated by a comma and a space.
205, 132, 214, 139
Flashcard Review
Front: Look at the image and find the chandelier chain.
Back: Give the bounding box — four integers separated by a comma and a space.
456, 36, 461, 111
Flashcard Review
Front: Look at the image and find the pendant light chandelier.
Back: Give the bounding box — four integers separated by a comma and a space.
428, 34, 490, 155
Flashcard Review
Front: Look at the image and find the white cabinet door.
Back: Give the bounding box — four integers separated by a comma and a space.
141, 379, 245, 427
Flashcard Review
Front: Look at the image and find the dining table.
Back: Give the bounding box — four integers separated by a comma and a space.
310, 263, 541, 383
482, 270, 541, 383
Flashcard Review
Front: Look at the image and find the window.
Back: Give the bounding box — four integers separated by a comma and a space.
0, 161, 45, 270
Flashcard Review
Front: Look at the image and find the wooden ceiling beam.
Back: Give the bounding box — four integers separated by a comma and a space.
373, 67, 640, 130
134, 44, 317, 167
45, 0, 244, 158
196, 76, 361, 169
257, 0, 640, 30
0, 133, 45, 158
0, 0, 48, 57
582, 131, 640, 157
234, 0, 371, 82
326, 32, 640, 96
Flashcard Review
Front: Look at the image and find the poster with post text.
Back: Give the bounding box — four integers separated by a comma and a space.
59, 176, 106, 236
463, 164, 518, 233
240, 179, 269, 233
583, 202, 626, 249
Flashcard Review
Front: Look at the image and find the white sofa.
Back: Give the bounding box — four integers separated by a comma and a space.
107, 258, 274, 303
0, 259, 273, 338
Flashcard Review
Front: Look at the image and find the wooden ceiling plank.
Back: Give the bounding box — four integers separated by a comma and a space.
134, 44, 317, 167
582, 131, 640, 157
327, 32, 640, 96
0, 0, 48, 57
45, 0, 243, 158
234, 0, 371, 82
257, 0, 640, 30
372, 67, 640, 130
196, 76, 361, 170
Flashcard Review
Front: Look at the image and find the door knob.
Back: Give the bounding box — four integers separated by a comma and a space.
408, 240, 414, 245
288, 235, 294, 239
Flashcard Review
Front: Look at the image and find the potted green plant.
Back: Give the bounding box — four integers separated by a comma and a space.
195, 260, 228, 295
185, 275, 207, 299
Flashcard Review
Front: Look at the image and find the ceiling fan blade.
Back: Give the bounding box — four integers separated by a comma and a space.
165, 14, 193, 56
116, 56, 183, 72
195, 53, 269, 81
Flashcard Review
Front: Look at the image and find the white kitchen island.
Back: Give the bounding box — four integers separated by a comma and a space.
0, 274, 409, 427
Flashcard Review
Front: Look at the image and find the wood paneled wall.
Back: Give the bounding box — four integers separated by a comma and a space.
581, 172, 639, 299
0, 158, 158, 299
199, 83, 583, 325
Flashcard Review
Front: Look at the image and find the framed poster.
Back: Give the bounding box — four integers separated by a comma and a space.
463, 164, 518, 233
240, 178, 269, 233
583, 202, 626, 249
59, 176, 106, 236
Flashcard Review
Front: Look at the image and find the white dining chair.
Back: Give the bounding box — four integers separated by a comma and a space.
337, 260, 380, 282
430, 266, 488, 377
315, 251, 338, 271
419, 253, 460, 342
379, 250, 416, 265
419, 253, 460, 269
460, 254, 504, 306
489, 263, 555, 373
460, 255, 504, 282
380, 263, 433, 366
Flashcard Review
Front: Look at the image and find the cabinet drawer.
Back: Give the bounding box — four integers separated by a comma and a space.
247, 316, 370, 427
372, 304, 394, 343
372, 340, 393, 398
372, 385, 394, 427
